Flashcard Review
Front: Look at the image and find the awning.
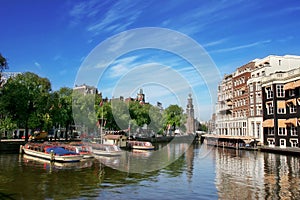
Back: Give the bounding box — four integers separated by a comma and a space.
294, 80, 300, 88
285, 118, 297, 126
277, 101, 286, 109
278, 119, 286, 128
286, 98, 297, 106
283, 82, 295, 90
262, 119, 274, 127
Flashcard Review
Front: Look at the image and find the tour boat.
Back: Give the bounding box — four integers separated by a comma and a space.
22, 143, 83, 162
90, 143, 123, 156
127, 140, 155, 150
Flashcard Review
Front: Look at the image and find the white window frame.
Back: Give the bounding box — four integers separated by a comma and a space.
267, 138, 275, 147
289, 104, 297, 113
290, 139, 298, 147
280, 139, 286, 148
267, 102, 274, 115
276, 84, 284, 98
278, 127, 286, 136
266, 87, 273, 99
290, 126, 297, 136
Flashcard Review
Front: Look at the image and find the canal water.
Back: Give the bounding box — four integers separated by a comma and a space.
1, 143, 300, 200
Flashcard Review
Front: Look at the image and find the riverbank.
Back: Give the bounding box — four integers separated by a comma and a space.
0, 139, 26, 153
202, 134, 300, 156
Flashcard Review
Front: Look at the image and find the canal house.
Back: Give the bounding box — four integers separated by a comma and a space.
262, 67, 300, 148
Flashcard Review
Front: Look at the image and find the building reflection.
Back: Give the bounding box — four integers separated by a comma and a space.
214, 147, 300, 199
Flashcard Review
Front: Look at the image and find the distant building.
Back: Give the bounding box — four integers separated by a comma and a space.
73, 84, 98, 95
186, 94, 195, 134
136, 88, 145, 104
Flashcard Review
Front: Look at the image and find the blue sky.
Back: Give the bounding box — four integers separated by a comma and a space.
1, 0, 300, 121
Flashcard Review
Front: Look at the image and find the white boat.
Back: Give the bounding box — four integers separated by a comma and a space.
22, 143, 83, 162
90, 143, 123, 156
127, 140, 155, 150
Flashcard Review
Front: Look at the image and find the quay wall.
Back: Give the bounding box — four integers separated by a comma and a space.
0, 140, 26, 153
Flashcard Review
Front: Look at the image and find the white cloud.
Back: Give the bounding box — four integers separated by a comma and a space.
86, 1, 144, 35
34, 61, 41, 69
210, 40, 272, 53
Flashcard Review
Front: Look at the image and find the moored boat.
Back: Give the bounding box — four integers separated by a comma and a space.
127, 140, 155, 150
22, 143, 83, 162
90, 143, 123, 156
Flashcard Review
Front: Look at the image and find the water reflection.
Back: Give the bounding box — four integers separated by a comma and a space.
214, 147, 300, 199
1, 144, 300, 199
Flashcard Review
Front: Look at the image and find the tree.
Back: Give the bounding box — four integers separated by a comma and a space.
72, 91, 99, 135
0, 72, 51, 141
50, 87, 74, 140
0, 53, 8, 87
163, 105, 186, 132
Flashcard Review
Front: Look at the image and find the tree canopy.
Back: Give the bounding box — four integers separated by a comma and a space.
0, 72, 51, 140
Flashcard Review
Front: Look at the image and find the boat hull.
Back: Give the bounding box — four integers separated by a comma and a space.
23, 147, 83, 162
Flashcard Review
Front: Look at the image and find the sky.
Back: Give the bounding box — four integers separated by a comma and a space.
1, 0, 300, 121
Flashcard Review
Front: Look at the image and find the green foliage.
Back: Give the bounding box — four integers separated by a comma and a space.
163, 104, 186, 130
0, 53, 8, 71
0, 117, 17, 138
198, 123, 208, 132
0, 72, 51, 140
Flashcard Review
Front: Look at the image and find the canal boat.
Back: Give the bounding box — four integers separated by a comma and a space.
90, 143, 123, 156
127, 140, 155, 150
22, 143, 83, 162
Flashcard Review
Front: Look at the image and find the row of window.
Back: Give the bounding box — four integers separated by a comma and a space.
266, 102, 297, 115
267, 138, 298, 147
217, 122, 247, 128
250, 106, 263, 116
266, 126, 298, 136
249, 82, 262, 92
265, 85, 299, 99
233, 77, 245, 86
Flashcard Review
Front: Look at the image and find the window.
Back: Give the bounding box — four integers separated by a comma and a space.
257, 123, 260, 138
290, 104, 297, 113
267, 102, 274, 115
289, 90, 295, 97
280, 139, 286, 148
290, 139, 298, 147
256, 106, 262, 116
250, 107, 254, 116
251, 122, 255, 135
266, 87, 273, 99
250, 95, 254, 104
290, 126, 297, 136
278, 127, 286, 135
267, 138, 275, 146
277, 108, 285, 114
276, 84, 284, 97
249, 83, 253, 92
267, 128, 274, 135
257, 81, 261, 90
